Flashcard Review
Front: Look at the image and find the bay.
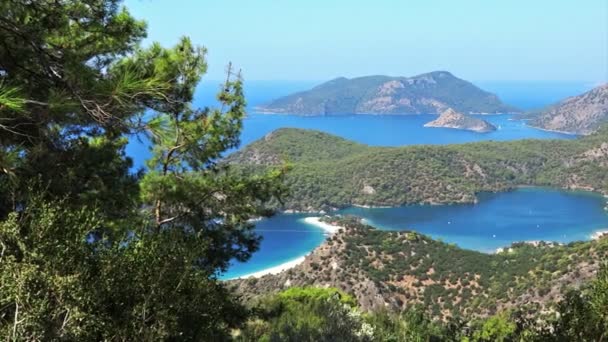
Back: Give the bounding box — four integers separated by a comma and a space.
225, 188, 608, 279
119, 80, 602, 280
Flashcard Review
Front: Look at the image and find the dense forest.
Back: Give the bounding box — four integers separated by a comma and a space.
0, 0, 285, 339
234, 273, 608, 341
228, 127, 608, 211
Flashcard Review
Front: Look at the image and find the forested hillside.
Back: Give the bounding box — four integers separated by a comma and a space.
228, 127, 608, 211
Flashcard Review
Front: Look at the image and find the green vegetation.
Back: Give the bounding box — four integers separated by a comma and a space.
228, 127, 608, 211
236, 287, 374, 341
258, 71, 517, 115
236, 267, 608, 341
0, 1, 283, 339
1, 1, 606, 340
232, 217, 608, 324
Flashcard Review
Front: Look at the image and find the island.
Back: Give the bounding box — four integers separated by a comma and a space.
257, 71, 519, 115
424, 108, 497, 132
529, 84, 608, 135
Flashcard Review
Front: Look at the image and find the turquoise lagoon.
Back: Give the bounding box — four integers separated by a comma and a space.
223, 188, 608, 279
120, 80, 604, 279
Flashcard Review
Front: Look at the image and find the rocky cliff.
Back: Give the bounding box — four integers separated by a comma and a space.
530, 84, 608, 135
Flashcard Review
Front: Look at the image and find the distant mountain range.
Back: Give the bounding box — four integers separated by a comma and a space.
257, 71, 519, 115
530, 84, 608, 135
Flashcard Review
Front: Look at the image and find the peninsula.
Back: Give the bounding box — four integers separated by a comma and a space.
530, 84, 608, 135
227, 126, 608, 212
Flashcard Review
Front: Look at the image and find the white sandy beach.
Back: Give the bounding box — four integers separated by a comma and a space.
302, 216, 342, 234
236, 256, 307, 279
235, 217, 342, 279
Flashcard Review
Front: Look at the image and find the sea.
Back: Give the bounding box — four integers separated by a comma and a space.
123, 80, 608, 279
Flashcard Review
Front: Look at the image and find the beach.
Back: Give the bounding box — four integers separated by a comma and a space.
235, 217, 341, 279
302, 216, 342, 234
235, 256, 307, 279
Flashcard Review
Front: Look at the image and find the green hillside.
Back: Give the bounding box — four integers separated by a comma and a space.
227, 127, 608, 211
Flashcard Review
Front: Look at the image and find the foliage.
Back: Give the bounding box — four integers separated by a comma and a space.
240, 264, 608, 341
0, 0, 284, 339
470, 313, 517, 342
545, 262, 608, 341
228, 127, 608, 211
237, 287, 373, 341
0, 197, 247, 340
365, 308, 457, 341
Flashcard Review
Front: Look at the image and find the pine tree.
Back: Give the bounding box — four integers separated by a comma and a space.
0, 0, 285, 339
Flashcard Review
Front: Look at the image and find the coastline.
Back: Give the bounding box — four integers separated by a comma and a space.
232, 216, 342, 279
525, 124, 581, 136
302, 216, 342, 234
233, 256, 307, 279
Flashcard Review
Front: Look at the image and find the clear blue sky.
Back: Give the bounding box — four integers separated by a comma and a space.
125, 0, 607, 82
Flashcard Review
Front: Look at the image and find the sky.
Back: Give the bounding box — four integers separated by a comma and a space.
125, 0, 608, 83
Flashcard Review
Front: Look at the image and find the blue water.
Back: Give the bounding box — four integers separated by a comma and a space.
339, 188, 608, 253
121, 80, 604, 279
225, 188, 608, 279
125, 80, 591, 170
477, 81, 596, 111
222, 214, 326, 279
127, 114, 575, 170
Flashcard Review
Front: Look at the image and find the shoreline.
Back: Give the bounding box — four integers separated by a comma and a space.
302, 216, 342, 234
231, 217, 343, 279
232, 255, 307, 279
525, 124, 581, 136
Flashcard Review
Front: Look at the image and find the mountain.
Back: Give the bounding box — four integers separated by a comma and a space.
530, 84, 608, 135
230, 216, 608, 320
226, 127, 608, 211
424, 108, 496, 132
257, 71, 518, 115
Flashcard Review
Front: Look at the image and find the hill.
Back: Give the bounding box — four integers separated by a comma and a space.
230, 216, 608, 320
257, 71, 518, 115
227, 127, 608, 212
529, 84, 608, 135
424, 108, 496, 132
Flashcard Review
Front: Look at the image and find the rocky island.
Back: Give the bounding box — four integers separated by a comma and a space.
424, 108, 497, 132
257, 71, 518, 115
530, 84, 608, 135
